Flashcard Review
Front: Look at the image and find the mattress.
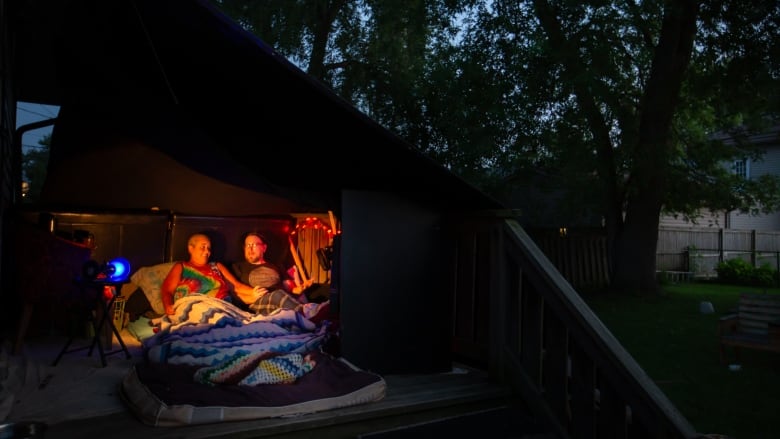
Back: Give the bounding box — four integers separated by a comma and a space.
120, 350, 386, 426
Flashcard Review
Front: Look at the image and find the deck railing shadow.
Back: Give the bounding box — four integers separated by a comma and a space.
450, 214, 698, 439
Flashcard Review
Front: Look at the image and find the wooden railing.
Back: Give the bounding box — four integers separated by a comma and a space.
529, 230, 610, 290
450, 214, 698, 439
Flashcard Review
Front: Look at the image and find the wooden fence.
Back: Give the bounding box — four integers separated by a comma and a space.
527, 229, 610, 290
527, 226, 780, 288
656, 227, 780, 277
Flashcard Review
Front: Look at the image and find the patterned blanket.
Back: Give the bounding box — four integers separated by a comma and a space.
142, 295, 329, 367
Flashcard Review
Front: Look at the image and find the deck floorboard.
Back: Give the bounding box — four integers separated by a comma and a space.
44, 362, 515, 439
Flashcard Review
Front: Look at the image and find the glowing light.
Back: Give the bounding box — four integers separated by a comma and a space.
290, 216, 340, 237
84, 257, 132, 282
106, 257, 131, 281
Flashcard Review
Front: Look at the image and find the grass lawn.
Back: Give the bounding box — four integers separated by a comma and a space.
583, 281, 780, 439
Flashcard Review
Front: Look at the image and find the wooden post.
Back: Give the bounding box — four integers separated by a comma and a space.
776, 251, 780, 287
751, 229, 757, 268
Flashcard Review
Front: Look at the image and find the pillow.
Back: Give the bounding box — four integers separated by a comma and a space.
248, 265, 281, 289
130, 262, 176, 315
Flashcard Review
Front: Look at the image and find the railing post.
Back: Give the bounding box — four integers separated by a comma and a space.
776, 251, 780, 287
751, 230, 757, 268
489, 221, 505, 382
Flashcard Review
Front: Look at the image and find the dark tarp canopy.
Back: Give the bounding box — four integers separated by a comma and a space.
9, 0, 506, 374
11, 0, 503, 215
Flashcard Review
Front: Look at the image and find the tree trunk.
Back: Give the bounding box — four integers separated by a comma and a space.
609, 0, 700, 294
307, 0, 348, 80
610, 202, 663, 295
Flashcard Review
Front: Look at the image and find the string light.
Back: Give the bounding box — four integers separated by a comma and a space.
289, 216, 341, 236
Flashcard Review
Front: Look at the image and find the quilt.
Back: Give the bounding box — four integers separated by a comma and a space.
142, 295, 328, 366
121, 295, 386, 426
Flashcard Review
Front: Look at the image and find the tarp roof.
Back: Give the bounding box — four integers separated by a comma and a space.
11, 0, 504, 214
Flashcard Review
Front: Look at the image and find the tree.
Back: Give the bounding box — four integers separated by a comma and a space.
213, 0, 499, 185
21, 134, 51, 204
213, 0, 780, 295
212, 0, 358, 82
473, 0, 780, 294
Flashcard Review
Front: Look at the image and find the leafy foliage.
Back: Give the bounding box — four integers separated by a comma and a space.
715, 258, 778, 287
21, 134, 51, 203
211, 0, 780, 294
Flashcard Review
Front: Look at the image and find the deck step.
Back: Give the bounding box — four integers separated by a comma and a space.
357, 404, 554, 438
267, 397, 552, 439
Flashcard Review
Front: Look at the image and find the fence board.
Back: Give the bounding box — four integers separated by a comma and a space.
527, 227, 780, 287
657, 227, 780, 276
527, 230, 609, 290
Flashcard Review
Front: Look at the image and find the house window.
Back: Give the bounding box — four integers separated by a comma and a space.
733, 159, 749, 179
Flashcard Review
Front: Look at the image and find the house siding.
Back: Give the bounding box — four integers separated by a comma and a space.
661, 125, 780, 232
659, 210, 725, 228
728, 210, 780, 230
728, 145, 780, 230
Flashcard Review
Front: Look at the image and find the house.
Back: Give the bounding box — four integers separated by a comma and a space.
503, 126, 780, 280
1, 1, 699, 437
660, 124, 780, 230
655, 125, 780, 274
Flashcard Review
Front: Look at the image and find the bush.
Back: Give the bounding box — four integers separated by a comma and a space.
715, 258, 778, 287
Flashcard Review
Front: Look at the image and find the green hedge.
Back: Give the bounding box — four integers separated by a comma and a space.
715, 258, 778, 287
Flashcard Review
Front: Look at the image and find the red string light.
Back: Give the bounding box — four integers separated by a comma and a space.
289, 216, 340, 236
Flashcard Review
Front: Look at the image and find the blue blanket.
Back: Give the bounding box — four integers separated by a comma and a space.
143, 295, 328, 366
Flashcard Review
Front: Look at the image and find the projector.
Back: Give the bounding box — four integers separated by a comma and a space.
82, 257, 131, 282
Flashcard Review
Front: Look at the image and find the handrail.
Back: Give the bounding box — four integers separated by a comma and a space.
449, 215, 699, 438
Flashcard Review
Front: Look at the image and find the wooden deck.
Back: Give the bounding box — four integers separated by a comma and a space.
43, 362, 544, 439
